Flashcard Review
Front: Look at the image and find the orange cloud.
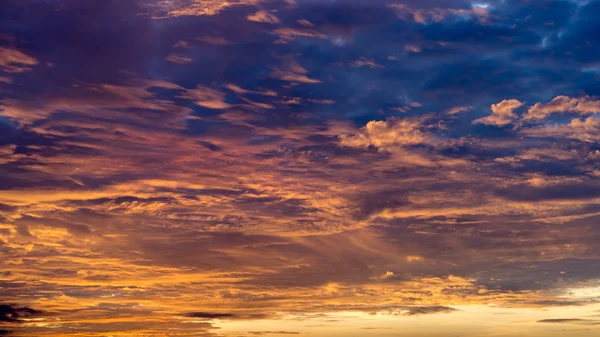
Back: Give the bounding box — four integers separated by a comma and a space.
473, 99, 523, 126
0, 47, 38, 73
524, 96, 600, 120
247, 10, 280, 24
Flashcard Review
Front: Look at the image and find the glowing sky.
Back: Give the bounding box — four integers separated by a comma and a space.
2, 0, 600, 336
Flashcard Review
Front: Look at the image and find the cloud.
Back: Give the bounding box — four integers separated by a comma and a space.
397, 306, 458, 316
405, 44, 421, 53
224, 84, 278, 97
272, 27, 328, 43
271, 57, 321, 84
1, 78, 190, 125
473, 99, 524, 126
388, 4, 490, 24
339, 117, 431, 149
521, 116, 600, 143
537, 318, 600, 325
0, 47, 38, 73
148, 0, 264, 18
351, 57, 384, 69
524, 96, 600, 121
173, 40, 191, 48
445, 106, 474, 115
184, 312, 235, 319
0, 304, 42, 322
183, 312, 274, 321
178, 85, 231, 109
307, 98, 335, 105
165, 54, 193, 64
247, 10, 280, 24
297, 19, 314, 27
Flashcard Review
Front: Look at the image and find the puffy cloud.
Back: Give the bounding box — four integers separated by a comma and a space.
339, 118, 431, 149
524, 96, 600, 120
473, 99, 523, 126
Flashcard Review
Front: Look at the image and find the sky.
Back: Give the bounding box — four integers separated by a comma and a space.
1, 0, 600, 336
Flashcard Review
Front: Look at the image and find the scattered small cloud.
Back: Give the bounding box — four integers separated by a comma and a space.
247, 10, 280, 24
178, 85, 231, 109
405, 44, 421, 53
271, 57, 321, 84
272, 27, 328, 44
173, 40, 191, 48
165, 54, 193, 64
224, 84, 278, 97
351, 57, 384, 69
445, 106, 474, 115
297, 19, 314, 27
307, 98, 335, 105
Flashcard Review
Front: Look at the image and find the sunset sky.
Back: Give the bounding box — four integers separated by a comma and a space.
2, 0, 600, 336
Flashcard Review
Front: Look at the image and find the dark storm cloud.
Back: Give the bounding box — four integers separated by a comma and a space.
185, 312, 235, 319
184, 312, 273, 320
0, 304, 41, 322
